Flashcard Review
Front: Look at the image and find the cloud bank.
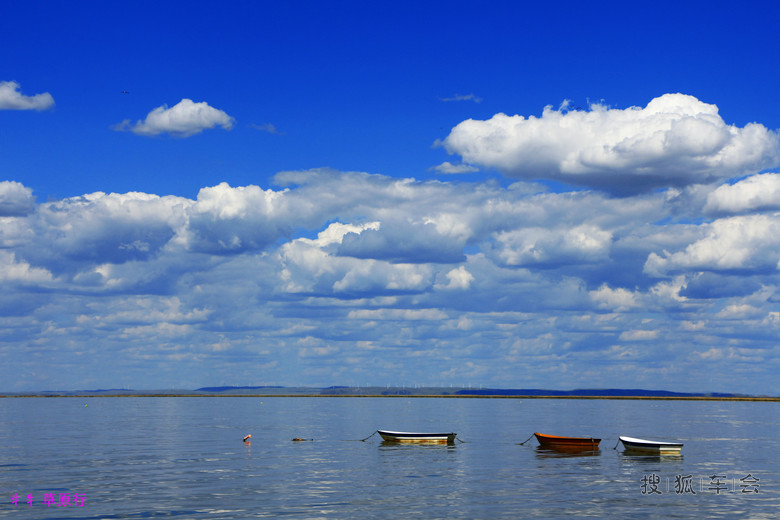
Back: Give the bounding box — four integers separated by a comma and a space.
3, 93, 780, 394
3, 170, 780, 393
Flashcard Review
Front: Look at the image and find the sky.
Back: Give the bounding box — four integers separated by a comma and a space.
2, 1, 780, 394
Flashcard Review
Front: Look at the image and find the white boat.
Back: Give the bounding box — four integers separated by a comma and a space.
377, 430, 457, 444
619, 435, 683, 454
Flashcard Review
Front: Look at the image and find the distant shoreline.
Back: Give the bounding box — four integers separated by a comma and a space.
2, 394, 779, 401
2, 385, 776, 400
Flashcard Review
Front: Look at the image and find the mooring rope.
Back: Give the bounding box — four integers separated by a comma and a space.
357, 430, 378, 442
613, 439, 620, 450
518, 433, 536, 446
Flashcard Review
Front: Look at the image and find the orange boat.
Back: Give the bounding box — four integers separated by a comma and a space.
534, 432, 601, 451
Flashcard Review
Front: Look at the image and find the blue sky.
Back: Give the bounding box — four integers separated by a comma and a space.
2, 1, 780, 394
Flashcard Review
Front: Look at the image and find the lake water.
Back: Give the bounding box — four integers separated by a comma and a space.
0, 396, 777, 519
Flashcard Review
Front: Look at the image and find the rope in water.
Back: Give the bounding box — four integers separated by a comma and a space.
518, 433, 536, 445
358, 430, 378, 442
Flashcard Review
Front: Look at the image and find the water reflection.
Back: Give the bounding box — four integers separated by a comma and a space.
619, 452, 684, 463
534, 446, 601, 458
379, 441, 458, 450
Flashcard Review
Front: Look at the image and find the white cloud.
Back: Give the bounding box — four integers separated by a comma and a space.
619, 329, 659, 341
649, 276, 688, 304
645, 214, 780, 275
0, 251, 53, 283
492, 224, 612, 266
0, 181, 35, 216
334, 262, 431, 293
184, 182, 290, 254
704, 173, 780, 214
440, 93, 780, 195
715, 303, 761, 320
436, 266, 474, 290
347, 308, 448, 321
34, 191, 190, 267
430, 161, 479, 174
113, 98, 235, 137
590, 284, 638, 311
0, 215, 34, 248
79, 296, 209, 327
310, 221, 381, 248
337, 219, 467, 264
0, 81, 54, 111
279, 221, 434, 296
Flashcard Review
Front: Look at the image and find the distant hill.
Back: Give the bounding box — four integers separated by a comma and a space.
196, 385, 284, 392
453, 388, 746, 398
0, 386, 766, 399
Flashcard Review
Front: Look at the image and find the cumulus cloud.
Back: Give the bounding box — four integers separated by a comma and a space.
704, 173, 780, 214
440, 93, 780, 195
280, 222, 435, 297
337, 219, 467, 264
0, 251, 53, 283
491, 224, 612, 267
645, 214, 780, 276
113, 98, 235, 137
0, 215, 34, 249
184, 182, 289, 254
25, 191, 190, 275
590, 284, 639, 311
436, 266, 474, 290
0, 81, 54, 111
332, 260, 433, 294
0, 181, 35, 216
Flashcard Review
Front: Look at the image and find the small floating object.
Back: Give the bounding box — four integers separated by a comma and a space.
243, 434, 252, 442
534, 432, 600, 451
377, 429, 456, 444
291, 437, 311, 441
619, 435, 683, 454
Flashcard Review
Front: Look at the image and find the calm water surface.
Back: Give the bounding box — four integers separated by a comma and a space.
0, 397, 777, 519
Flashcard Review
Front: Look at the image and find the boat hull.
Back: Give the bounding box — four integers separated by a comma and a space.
534, 433, 600, 450
619, 436, 683, 454
377, 430, 456, 444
